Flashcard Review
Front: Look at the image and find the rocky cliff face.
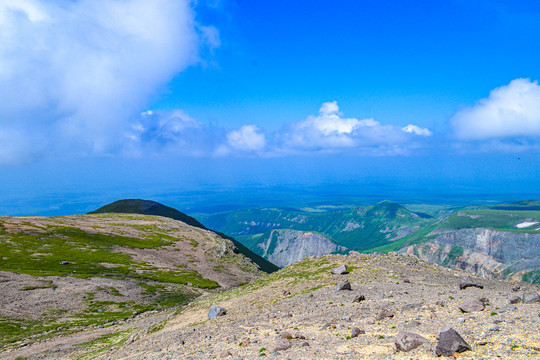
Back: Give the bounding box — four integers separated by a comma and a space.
258, 229, 347, 268
403, 228, 540, 283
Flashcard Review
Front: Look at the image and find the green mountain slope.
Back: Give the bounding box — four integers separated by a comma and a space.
89, 199, 207, 229
200, 201, 434, 253
90, 199, 278, 273
0, 213, 269, 348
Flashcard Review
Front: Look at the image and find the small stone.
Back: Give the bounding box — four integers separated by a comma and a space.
394, 331, 428, 352
351, 327, 365, 338
208, 305, 227, 319
436, 300, 446, 306
336, 280, 352, 291
523, 291, 540, 304
283, 290, 290, 296
512, 285, 521, 292
459, 277, 484, 290
402, 303, 423, 311
320, 322, 332, 330
352, 295, 365, 303
402, 278, 411, 283
405, 320, 421, 327
479, 297, 490, 305
273, 339, 291, 351
459, 299, 485, 313
500, 304, 517, 313
301, 341, 310, 347
59, 261, 70, 265
435, 327, 472, 357
488, 325, 500, 332
220, 350, 232, 358
280, 331, 294, 340
331, 264, 348, 275
508, 295, 521, 304
376, 308, 394, 321
457, 317, 465, 324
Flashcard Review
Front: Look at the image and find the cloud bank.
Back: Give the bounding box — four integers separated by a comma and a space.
123, 102, 433, 158
0, 0, 215, 162
275, 101, 432, 155
451, 78, 540, 140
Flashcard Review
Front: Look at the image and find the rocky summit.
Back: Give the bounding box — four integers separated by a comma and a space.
6, 252, 539, 359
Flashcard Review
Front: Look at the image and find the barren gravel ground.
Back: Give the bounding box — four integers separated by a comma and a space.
4, 253, 540, 359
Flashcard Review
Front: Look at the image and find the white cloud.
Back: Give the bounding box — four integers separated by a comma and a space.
0, 0, 212, 163
276, 101, 431, 154
451, 78, 540, 140
227, 125, 266, 152
402, 124, 433, 136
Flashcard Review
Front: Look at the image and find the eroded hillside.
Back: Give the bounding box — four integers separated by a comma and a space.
0, 213, 271, 351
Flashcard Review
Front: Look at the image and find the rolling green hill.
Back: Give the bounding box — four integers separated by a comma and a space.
200, 201, 435, 255
89, 199, 207, 229
89, 199, 278, 273
0, 213, 271, 348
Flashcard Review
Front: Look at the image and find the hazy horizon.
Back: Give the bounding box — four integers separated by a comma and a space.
1, 1, 540, 216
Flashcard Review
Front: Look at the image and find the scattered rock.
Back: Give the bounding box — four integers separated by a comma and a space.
352, 294, 365, 303
479, 297, 490, 305
220, 350, 232, 358
402, 278, 411, 283
351, 327, 364, 338
459, 277, 484, 290
456, 317, 465, 324
283, 290, 290, 296
208, 305, 227, 319
301, 341, 310, 347
512, 285, 521, 292
500, 304, 517, 313
405, 320, 421, 327
402, 302, 423, 311
435, 300, 446, 306
394, 331, 428, 352
59, 261, 70, 265
508, 295, 521, 304
280, 331, 294, 340
273, 339, 292, 352
523, 291, 540, 304
435, 327, 472, 357
331, 264, 348, 274
459, 299, 485, 313
336, 280, 351, 291
376, 308, 394, 321
320, 322, 332, 330
488, 325, 500, 332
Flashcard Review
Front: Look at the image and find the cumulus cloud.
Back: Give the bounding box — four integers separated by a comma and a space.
276, 101, 431, 155
451, 78, 540, 140
0, 0, 215, 162
402, 124, 433, 136
227, 125, 266, 152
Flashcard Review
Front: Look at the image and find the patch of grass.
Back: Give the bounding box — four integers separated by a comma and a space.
76, 329, 133, 360
147, 319, 167, 335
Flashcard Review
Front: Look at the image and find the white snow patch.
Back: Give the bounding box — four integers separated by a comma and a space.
515, 221, 539, 229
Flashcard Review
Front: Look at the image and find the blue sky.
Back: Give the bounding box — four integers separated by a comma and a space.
1, 0, 540, 215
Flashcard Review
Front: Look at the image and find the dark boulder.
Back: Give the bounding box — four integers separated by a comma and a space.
459, 277, 484, 290
435, 327, 472, 357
